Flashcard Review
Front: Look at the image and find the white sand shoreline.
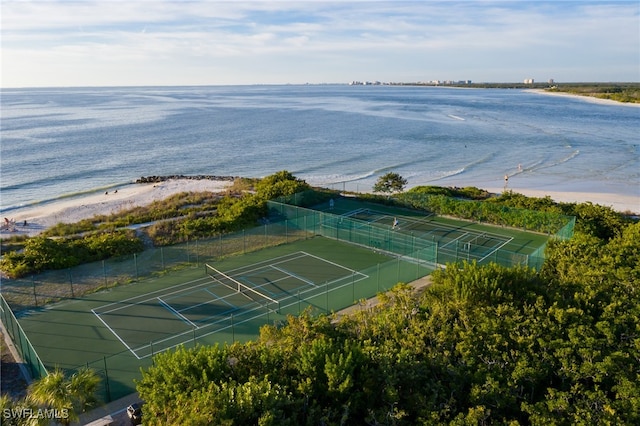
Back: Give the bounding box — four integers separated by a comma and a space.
1, 179, 233, 238
1, 179, 637, 240
525, 88, 640, 107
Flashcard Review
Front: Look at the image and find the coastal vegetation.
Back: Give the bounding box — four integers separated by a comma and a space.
0, 231, 144, 279
372, 172, 408, 194
0, 367, 101, 426
136, 218, 640, 424
545, 83, 640, 104
1, 172, 638, 424
0, 174, 631, 279
391, 82, 640, 104
0, 172, 309, 278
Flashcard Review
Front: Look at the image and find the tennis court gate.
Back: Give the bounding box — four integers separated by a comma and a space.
267, 201, 540, 269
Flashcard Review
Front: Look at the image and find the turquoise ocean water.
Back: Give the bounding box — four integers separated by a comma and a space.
1, 85, 638, 213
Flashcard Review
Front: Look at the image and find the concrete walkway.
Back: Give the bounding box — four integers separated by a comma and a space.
75, 392, 141, 426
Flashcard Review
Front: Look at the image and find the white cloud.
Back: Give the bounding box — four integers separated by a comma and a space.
2, 1, 638, 87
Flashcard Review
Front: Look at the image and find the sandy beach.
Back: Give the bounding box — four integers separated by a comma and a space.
525, 88, 640, 107
0, 179, 233, 238
483, 187, 639, 215
1, 178, 637, 240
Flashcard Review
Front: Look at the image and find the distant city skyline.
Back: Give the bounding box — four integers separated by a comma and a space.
2, 1, 639, 88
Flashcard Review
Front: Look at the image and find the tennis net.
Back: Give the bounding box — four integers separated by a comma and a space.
205, 263, 280, 312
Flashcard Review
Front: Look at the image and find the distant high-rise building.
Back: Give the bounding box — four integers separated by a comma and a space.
548, 78, 555, 84
524, 78, 534, 84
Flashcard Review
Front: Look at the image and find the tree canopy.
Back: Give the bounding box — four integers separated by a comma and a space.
373, 172, 408, 194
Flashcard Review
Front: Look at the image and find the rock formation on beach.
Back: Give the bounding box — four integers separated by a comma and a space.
135, 175, 238, 184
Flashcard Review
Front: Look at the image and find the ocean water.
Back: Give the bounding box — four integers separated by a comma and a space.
1, 85, 638, 213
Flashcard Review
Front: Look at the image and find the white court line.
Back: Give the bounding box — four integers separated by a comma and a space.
269, 264, 317, 287
95, 276, 211, 315
180, 288, 236, 313
477, 237, 514, 263
223, 252, 308, 275
157, 297, 198, 329
91, 309, 141, 360
141, 267, 374, 359
225, 252, 308, 277
132, 295, 271, 359
439, 232, 470, 250
300, 251, 367, 278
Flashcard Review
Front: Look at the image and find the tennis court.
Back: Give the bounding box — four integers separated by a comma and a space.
11, 195, 556, 402
277, 196, 550, 268
93, 250, 369, 359
16, 236, 427, 401
339, 208, 514, 263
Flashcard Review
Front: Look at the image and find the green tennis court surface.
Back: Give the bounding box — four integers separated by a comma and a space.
93, 250, 370, 359
18, 237, 428, 400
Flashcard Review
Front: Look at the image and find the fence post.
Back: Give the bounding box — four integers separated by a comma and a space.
68, 268, 74, 298
103, 260, 107, 287
352, 272, 355, 302
161, 247, 165, 270
134, 253, 139, 280
326, 281, 329, 313
103, 356, 111, 403
32, 276, 38, 307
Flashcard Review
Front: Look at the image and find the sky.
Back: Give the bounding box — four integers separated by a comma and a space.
1, 0, 639, 88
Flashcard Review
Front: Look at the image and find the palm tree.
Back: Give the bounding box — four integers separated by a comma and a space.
67, 367, 100, 414
27, 367, 100, 425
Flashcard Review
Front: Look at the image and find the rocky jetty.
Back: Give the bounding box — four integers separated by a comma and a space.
136, 175, 238, 184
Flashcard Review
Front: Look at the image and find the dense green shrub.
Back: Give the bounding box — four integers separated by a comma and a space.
397, 188, 572, 234
0, 231, 143, 278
